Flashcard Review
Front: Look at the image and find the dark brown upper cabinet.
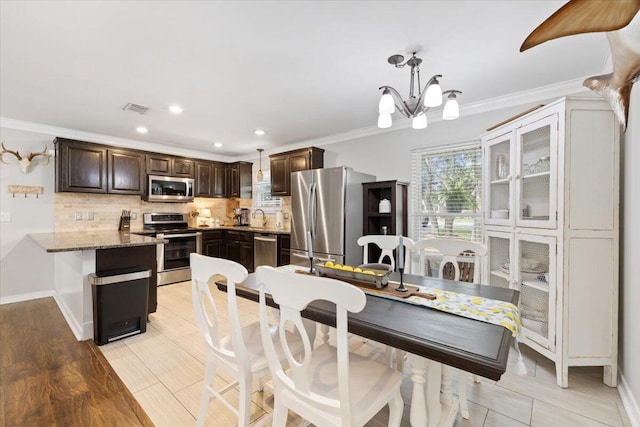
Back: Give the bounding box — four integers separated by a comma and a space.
269, 147, 324, 196
108, 149, 145, 195
227, 162, 252, 199
146, 153, 194, 178
195, 161, 229, 198
55, 138, 108, 193
213, 162, 228, 198
55, 138, 144, 195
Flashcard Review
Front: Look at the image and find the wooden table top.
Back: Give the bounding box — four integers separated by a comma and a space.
216, 271, 519, 381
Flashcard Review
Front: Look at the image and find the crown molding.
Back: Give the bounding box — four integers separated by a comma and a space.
3, 77, 592, 163
234, 77, 592, 161
0, 117, 235, 162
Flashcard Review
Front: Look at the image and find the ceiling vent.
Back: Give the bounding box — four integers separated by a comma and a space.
122, 102, 150, 114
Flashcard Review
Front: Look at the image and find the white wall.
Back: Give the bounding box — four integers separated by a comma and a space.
620, 85, 640, 423
0, 128, 55, 303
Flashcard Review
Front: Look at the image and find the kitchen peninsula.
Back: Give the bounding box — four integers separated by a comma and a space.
29, 231, 165, 341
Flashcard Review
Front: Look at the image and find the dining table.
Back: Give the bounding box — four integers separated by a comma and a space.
216, 270, 519, 427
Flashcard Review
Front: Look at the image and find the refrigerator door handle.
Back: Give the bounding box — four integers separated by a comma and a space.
310, 182, 318, 239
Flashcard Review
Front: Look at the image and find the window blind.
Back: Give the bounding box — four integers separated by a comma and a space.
410, 143, 483, 242
252, 172, 282, 211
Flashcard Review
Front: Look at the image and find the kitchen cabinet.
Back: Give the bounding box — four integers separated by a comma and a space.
278, 234, 290, 266
146, 153, 194, 178
55, 138, 144, 195
227, 162, 252, 199
196, 161, 229, 198
55, 138, 108, 193
202, 230, 224, 258
108, 148, 145, 195
269, 147, 324, 196
224, 230, 254, 272
481, 97, 619, 388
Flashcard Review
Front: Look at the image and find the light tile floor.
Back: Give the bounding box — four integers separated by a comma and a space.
100, 281, 632, 426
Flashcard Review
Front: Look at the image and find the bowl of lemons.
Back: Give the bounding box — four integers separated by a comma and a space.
314, 260, 391, 288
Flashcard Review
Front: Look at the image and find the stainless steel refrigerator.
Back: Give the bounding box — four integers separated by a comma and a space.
290, 166, 375, 267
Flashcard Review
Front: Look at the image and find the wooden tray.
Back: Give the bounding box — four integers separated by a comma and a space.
313, 263, 390, 288
296, 270, 435, 300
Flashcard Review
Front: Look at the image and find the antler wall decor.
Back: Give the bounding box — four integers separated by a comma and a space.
0, 141, 52, 173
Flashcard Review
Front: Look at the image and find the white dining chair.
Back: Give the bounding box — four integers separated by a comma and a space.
412, 238, 488, 420
357, 234, 414, 273
190, 254, 305, 427
357, 234, 415, 371
255, 266, 404, 427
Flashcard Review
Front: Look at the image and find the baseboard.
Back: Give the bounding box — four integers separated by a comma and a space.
619, 371, 640, 427
0, 290, 55, 305
52, 293, 86, 341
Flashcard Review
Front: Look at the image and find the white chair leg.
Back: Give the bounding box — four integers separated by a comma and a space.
473, 374, 480, 383
396, 350, 406, 373
385, 346, 393, 368
257, 376, 265, 392
458, 372, 470, 420
272, 401, 288, 427
197, 360, 215, 427
388, 388, 403, 427
238, 375, 252, 427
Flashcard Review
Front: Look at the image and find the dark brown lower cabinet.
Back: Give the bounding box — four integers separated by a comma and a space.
279, 235, 290, 266
224, 230, 254, 272
202, 230, 224, 257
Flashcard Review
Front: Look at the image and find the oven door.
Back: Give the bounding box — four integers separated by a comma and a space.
157, 232, 202, 285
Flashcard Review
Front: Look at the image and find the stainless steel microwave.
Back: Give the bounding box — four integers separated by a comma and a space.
146, 175, 194, 202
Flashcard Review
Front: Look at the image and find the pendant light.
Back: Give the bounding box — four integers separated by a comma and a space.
256, 148, 264, 182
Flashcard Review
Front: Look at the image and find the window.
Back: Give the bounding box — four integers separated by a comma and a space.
410, 143, 483, 242
252, 171, 282, 211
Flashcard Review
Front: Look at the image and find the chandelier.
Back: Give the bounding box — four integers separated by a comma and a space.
378, 52, 461, 129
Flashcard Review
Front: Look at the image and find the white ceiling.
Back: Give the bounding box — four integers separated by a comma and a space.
0, 1, 609, 159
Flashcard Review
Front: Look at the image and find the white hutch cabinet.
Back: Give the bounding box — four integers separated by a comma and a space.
481, 97, 619, 388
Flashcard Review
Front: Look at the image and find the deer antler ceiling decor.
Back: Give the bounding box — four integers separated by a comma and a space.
520, 0, 640, 132
0, 141, 52, 173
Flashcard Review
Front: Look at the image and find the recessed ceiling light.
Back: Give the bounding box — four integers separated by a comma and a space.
254, 129, 266, 136
169, 105, 183, 114
136, 126, 148, 134
213, 142, 223, 148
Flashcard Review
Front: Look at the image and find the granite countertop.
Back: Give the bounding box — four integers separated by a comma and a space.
189, 226, 291, 235
29, 231, 166, 253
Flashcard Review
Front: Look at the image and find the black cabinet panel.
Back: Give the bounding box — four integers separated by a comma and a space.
195, 161, 213, 197
96, 246, 158, 314
213, 163, 227, 198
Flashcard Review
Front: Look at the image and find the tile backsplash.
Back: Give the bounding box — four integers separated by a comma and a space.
53, 193, 291, 231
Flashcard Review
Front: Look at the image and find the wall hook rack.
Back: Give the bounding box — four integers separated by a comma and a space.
8, 185, 43, 198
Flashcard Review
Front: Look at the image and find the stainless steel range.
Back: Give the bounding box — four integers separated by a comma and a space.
142, 213, 202, 285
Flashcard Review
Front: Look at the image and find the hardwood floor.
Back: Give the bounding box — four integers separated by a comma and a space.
0, 297, 154, 427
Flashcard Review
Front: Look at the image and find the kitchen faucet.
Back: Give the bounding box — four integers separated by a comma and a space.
253, 209, 267, 228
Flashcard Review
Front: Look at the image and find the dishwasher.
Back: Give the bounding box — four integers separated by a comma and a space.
254, 233, 278, 268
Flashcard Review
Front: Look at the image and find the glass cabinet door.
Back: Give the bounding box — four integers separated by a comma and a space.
514, 114, 558, 229
484, 229, 514, 288
515, 233, 556, 351
484, 131, 515, 226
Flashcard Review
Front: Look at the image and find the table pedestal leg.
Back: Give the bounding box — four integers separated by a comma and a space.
407, 354, 443, 427
318, 324, 330, 345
